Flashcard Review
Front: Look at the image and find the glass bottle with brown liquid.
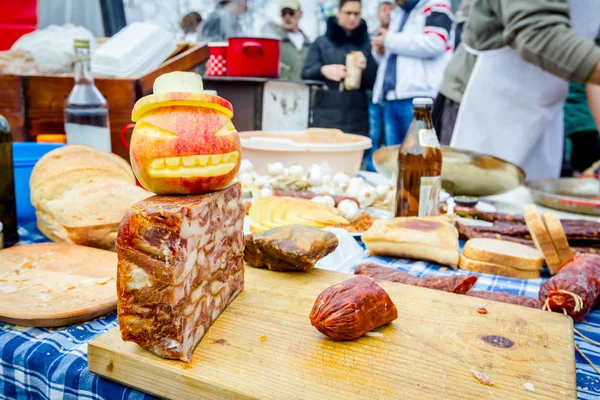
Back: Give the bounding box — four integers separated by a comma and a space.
395, 98, 442, 217
0, 114, 19, 246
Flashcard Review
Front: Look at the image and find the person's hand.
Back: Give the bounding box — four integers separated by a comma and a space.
354, 51, 367, 70
371, 34, 385, 49
320, 64, 347, 82
371, 34, 386, 56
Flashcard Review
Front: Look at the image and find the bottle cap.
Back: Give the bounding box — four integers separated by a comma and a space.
454, 195, 479, 207
74, 39, 90, 49
37, 134, 66, 143
413, 97, 433, 106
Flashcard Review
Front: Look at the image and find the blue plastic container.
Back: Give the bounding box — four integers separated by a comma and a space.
13, 143, 65, 223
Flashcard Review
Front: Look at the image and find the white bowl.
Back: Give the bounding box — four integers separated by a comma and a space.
239, 128, 372, 176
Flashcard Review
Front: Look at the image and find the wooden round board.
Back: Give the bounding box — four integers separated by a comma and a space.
0, 242, 117, 327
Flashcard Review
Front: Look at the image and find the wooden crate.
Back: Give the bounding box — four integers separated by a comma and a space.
0, 75, 25, 141
6, 42, 208, 161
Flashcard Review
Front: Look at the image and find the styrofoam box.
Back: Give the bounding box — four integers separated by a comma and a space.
91, 22, 176, 78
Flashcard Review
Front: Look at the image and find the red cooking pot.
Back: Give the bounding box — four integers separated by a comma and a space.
227, 37, 280, 78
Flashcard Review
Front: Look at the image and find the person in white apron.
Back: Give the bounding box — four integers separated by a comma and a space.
437, 0, 600, 180
449, 45, 569, 180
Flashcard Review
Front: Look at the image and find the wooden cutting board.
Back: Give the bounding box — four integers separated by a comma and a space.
88, 267, 576, 400
0, 243, 117, 327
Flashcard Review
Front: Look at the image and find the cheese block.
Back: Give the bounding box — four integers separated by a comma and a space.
462, 238, 544, 271
541, 212, 573, 265
362, 215, 459, 268
458, 255, 541, 279
522, 204, 561, 274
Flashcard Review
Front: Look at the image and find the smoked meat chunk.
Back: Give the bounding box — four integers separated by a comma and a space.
116, 183, 245, 362
245, 225, 338, 272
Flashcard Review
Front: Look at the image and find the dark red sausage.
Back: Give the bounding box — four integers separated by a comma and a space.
354, 264, 477, 295
272, 189, 360, 207
466, 290, 543, 309
309, 276, 398, 341
539, 253, 600, 321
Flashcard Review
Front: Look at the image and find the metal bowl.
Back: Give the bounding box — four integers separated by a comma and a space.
525, 178, 600, 216
373, 145, 525, 197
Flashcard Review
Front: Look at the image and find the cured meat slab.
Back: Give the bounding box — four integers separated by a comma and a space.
116, 183, 244, 362
89, 267, 576, 399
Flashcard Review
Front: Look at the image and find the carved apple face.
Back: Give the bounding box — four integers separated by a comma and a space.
129, 93, 241, 195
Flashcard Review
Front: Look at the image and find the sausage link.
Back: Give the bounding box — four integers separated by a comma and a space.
539, 253, 600, 321
466, 290, 542, 309
309, 276, 398, 340
354, 264, 477, 294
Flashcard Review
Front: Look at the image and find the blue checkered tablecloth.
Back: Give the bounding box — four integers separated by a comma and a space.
1, 223, 599, 399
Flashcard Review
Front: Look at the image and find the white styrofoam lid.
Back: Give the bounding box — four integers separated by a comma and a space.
91, 22, 176, 76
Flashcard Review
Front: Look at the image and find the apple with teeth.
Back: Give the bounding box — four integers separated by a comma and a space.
129, 72, 241, 195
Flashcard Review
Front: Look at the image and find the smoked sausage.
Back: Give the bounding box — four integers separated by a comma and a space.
354, 264, 477, 294
309, 276, 398, 340
539, 253, 600, 321
466, 290, 542, 309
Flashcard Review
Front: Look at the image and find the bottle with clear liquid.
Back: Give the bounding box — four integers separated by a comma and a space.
395, 98, 443, 217
64, 39, 111, 152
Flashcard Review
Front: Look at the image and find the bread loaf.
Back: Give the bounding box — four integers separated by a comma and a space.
362, 215, 459, 268
30, 145, 135, 206
30, 145, 151, 250
541, 212, 573, 265
343, 51, 362, 91
462, 238, 544, 271
458, 255, 541, 279
523, 204, 561, 273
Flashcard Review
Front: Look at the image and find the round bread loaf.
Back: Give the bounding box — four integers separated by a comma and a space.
30, 145, 152, 250
30, 145, 135, 206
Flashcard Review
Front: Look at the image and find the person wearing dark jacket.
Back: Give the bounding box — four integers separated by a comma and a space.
301, 0, 378, 136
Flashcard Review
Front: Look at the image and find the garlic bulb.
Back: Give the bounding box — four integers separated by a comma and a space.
311, 195, 335, 208
267, 162, 285, 176
309, 164, 323, 175
260, 188, 274, 198
239, 159, 253, 174
375, 184, 392, 200
289, 165, 304, 176
238, 172, 253, 183
357, 186, 377, 207
307, 169, 323, 186
332, 172, 351, 188
253, 175, 271, 189
337, 199, 361, 222
383, 190, 395, 206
